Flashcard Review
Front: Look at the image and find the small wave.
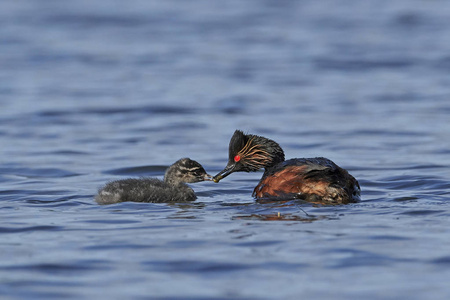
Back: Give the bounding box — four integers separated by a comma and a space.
431, 256, 450, 265
142, 260, 251, 273
399, 209, 446, 216
314, 57, 414, 71
1, 260, 111, 273
83, 243, 155, 251
0, 167, 81, 178
102, 165, 167, 176
324, 248, 412, 268
0, 225, 62, 233
44, 14, 150, 28
377, 175, 450, 191
80, 105, 196, 115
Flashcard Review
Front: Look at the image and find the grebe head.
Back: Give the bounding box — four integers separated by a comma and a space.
164, 158, 212, 185
213, 130, 285, 183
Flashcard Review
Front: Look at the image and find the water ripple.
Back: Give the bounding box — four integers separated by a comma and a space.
324, 248, 413, 268
0, 167, 81, 178
1, 260, 111, 273
142, 260, 251, 273
103, 165, 167, 176
398, 209, 446, 216
0, 225, 63, 233
314, 57, 415, 71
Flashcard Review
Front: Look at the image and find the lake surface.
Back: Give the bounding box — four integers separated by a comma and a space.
1, 0, 450, 299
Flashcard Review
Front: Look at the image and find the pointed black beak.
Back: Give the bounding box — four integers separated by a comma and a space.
213, 163, 236, 183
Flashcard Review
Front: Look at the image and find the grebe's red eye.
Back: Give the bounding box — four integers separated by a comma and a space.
234, 155, 241, 162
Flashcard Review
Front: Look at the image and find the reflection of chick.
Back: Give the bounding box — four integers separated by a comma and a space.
96, 158, 212, 205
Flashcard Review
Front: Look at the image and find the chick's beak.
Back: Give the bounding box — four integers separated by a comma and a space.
213, 163, 235, 183
203, 173, 214, 181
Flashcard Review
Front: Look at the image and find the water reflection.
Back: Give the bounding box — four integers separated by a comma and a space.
166, 202, 206, 219
232, 212, 328, 222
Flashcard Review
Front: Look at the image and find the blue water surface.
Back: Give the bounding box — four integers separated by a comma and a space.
1, 0, 450, 299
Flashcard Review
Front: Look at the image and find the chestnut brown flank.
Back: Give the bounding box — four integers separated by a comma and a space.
254, 165, 330, 199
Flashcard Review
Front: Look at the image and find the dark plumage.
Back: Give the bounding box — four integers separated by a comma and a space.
96, 158, 212, 205
213, 130, 360, 204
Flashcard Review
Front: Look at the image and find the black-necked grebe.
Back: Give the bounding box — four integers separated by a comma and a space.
213, 130, 360, 204
96, 158, 212, 205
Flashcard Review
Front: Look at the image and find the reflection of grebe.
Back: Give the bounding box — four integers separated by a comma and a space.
214, 130, 360, 204
232, 213, 326, 222
96, 158, 212, 205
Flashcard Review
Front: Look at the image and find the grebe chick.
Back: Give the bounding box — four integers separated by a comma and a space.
96, 158, 212, 205
213, 130, 360, 204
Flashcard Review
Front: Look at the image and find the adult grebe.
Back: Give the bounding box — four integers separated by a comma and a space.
213, 130, 360, 204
